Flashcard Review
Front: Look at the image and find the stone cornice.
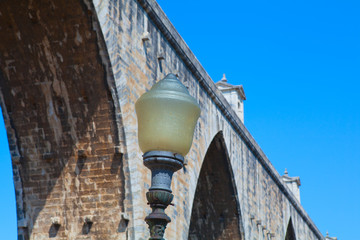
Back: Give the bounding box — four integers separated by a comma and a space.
136, 0, 323, 239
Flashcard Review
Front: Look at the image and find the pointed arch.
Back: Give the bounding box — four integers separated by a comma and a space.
188, 131, 244, 240
285, 218, 296, 240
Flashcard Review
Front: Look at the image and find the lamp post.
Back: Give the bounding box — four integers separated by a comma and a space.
135, 73, 200, 239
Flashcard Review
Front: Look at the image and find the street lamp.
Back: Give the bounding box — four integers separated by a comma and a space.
135, 73, 200, 239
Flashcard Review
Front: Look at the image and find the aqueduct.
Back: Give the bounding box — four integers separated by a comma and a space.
0, 0, 324, 239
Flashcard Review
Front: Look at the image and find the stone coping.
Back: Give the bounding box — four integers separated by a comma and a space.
136, 0, 323, 239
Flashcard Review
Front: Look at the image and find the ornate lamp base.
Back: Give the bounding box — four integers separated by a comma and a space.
143, 151, 184, 240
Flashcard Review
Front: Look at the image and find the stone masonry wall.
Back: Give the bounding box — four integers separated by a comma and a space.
94, 0, 324, 239
0, 0, 324, 239
0, 0, 127, 239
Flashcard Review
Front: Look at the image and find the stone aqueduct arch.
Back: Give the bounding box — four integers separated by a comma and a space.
188, 132, 245, 240
285, 219, 297, 240
0, 0, 324, 239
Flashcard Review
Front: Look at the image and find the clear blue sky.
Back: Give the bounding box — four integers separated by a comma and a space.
0, 0, 359, 239
156, 0, 360, 238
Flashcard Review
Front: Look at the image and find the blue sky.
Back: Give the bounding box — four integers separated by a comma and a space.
0, 0, 359, 239
155, 0, 360, 238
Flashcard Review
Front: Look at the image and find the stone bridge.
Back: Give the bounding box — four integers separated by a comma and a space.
0, 0, 324, 239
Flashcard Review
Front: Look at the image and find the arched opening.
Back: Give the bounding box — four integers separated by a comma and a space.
285, 218, 296, 240
0, 1, 126, 238
188, 132, 244, 240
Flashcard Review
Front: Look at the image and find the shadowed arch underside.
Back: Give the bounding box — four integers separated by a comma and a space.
0, 0, 126, 238
188, 132, 244, 240
285, 219, 296, 240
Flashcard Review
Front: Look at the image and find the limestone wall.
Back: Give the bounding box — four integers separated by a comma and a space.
0, 0, 323, 239
0, 0, 127, 239
94, 0, 323, 239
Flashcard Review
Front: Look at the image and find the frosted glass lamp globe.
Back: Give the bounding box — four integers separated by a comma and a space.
135, 73, 200, 156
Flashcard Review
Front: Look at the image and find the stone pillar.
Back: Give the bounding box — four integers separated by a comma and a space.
215, 74, 246, 123
325, 231, 338, 240
281, 169, 301, 203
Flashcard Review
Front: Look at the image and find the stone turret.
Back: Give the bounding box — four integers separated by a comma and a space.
281, 169, 301, 203
215, 74, 246, 123
325, 231, 337, 240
